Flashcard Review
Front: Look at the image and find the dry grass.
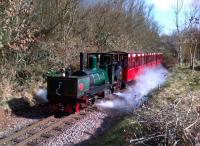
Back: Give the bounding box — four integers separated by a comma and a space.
131, 66, 200, 145
0, 63, 45, 109
88, 65, 200, 146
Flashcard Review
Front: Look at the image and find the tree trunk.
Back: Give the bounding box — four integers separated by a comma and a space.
178, 45, 183, 65
192, 56, 195, 70
192, 42, 198, 70
189, 46, 193, 69
189, 46, 196, 70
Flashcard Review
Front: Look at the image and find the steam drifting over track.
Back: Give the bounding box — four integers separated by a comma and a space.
95, 65, 168, 112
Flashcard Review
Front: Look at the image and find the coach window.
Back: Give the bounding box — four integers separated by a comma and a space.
142, 54, 144, 65
132, 54, 135, 68
155, 54, 157, 62
129, 54, 133, 68
138, 54, 141, 66
153, 54, 155, 61
136, 54, 140, 67
130, 54, 133, 68
133, 54, 137, 67
146, 55, 148, 63
132, 55, 135, 68
155, 54, 156, 61
128, 54, 131, 68
149, 54, 151, 62
140, 54, 143, 65
134, 55, 137, 67
149, 54, 152, 62
129, 54, 131, 68
137, 55, 139, 66
146, 54, 148, 63
156, 54, 158, 62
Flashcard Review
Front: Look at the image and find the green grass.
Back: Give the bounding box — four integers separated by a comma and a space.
87, 116, 149, 146
0, 100, 8, 108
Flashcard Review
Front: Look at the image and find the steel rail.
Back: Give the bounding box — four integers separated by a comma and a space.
0, 108, 94, 146
15, 110, 90, 146
0, 116, 55, 145
15, 116, 70, 146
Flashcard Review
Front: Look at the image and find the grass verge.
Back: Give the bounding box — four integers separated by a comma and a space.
88, 66, 200, 146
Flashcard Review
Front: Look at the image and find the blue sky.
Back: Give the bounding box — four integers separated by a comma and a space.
145, 0, 193, 35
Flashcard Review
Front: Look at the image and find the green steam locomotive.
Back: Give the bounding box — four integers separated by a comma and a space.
47, 52, 126, 114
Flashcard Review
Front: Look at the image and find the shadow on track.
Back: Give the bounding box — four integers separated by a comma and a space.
7, 98, 52, 119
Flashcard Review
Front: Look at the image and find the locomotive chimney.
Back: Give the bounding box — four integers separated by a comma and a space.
80, 52, 85, 71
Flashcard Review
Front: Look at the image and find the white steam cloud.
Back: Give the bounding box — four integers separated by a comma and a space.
95, 65, 168, 111
36, 89, 48, 103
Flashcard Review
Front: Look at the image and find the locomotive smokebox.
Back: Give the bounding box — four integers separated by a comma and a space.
80, 52, 85, 71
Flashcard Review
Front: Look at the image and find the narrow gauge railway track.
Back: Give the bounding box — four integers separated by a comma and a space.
0, 107, 95, 146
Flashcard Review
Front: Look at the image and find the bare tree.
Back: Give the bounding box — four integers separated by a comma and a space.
182, 0, 200, 69
173, 0, 184, 65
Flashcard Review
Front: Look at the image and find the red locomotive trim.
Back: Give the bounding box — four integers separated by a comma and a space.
79, 83, 84, 91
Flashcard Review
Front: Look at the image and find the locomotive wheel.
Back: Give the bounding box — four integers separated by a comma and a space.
91, 97, 95, 104
72, 99, 78, 113
75, 102, 81, 113
58, 103, 65, 112
110, 86, 115, 93
88, 94, 95, 104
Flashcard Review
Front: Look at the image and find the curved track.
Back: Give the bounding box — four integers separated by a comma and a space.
0, 108, 94, 146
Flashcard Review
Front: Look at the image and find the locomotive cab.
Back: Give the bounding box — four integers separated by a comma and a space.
86, 52, 126, 86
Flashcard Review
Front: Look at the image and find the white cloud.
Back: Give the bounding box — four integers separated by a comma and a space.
148, 0, 192, 12
146, 0, 194, 34
150, 0, 174, 11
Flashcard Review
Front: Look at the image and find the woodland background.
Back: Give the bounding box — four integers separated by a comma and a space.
0, 0, 199, 104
